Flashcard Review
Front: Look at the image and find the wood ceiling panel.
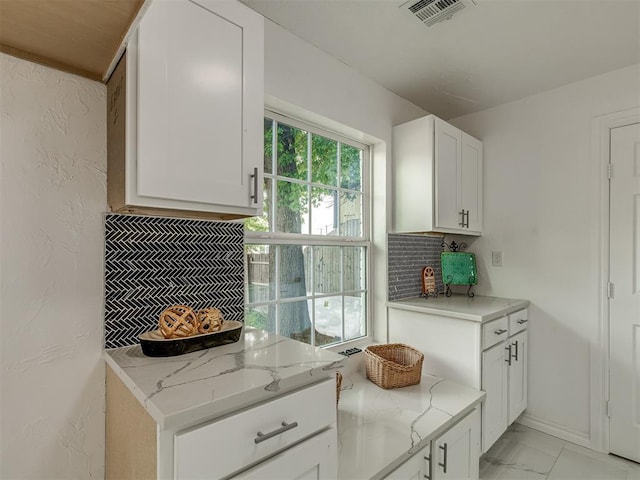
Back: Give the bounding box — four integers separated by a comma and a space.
0, 0, 144, 81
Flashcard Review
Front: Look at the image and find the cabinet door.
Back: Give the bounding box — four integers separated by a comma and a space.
231, 428, 337, 480
460, 133, 482, 233
481, 342, 509, 453
134, 0, 263, 213
384, 446, 429, 480
432, 408, 481, 480
434, 117, 462, 231
508, 330, 528, 424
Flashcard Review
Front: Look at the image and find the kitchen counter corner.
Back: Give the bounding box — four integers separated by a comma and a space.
104, 326, 344, 430
337, 365, 485, 479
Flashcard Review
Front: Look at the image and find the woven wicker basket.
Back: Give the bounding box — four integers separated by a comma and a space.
365, 343, 424, 389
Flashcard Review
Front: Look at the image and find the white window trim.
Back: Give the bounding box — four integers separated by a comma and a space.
245, 110, 373, 348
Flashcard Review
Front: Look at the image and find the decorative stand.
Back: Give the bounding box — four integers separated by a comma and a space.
441, 239, 476, 298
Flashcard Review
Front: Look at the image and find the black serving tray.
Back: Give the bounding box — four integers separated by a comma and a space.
139, 320, 243, 357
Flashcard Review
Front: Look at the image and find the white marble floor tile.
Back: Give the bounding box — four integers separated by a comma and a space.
481, 424, 640, 480
562, 442, 640, 473
480, 437, 558, 479
547, 448, 628, 480
506, 424, 567, 458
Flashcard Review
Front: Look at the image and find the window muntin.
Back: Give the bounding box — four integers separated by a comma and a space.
245, 112, 369, 347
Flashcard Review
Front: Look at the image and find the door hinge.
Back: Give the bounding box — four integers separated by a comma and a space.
606, 400, 611, 418
607, 164, 613, 179
607, 282, 614, 299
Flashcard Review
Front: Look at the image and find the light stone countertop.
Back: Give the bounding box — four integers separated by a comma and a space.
337, 356, 485, 479
104, 326, 344, 430
387, 294, 529, 323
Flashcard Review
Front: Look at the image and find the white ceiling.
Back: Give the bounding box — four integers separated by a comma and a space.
240, 0, 640, 119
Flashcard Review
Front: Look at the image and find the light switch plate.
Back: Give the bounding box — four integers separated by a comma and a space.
492, 251, 503, 267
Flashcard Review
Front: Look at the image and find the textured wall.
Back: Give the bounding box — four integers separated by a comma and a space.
0, 54, 107, 478
387, 234, 444, 300
104, 214, 244, 348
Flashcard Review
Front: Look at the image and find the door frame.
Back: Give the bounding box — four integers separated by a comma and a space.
591, 106, 640, 453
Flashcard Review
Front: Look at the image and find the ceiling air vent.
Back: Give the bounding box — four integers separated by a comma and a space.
402, 0, 476, 27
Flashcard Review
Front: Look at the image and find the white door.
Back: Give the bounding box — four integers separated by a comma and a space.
609, 122, 640, 463
432, 408, 480, 480
507, 330, 528, 424
460, 133, 483, 233
136, 0, 262, 209
481, 342, 508, 453
435, 118, 462, 231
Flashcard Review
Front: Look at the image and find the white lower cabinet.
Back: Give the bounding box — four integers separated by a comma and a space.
174, 379, 336, 479
389, 307, 528, 454
105, 366, 337, 480
385, 408, 480, 480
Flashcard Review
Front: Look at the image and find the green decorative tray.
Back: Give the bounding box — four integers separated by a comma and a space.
441, 252, 478, 286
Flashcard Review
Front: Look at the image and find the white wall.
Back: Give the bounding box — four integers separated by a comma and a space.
0, 54, 107, 479
262, 19, 427, 342
451, 63, 640, 449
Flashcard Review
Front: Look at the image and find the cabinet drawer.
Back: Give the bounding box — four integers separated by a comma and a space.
174, 379, 335, 479
482, 316, 509, 350
509, 309, 528, 336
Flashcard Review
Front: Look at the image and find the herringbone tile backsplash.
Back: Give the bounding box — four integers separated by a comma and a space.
104, 214, 244, 349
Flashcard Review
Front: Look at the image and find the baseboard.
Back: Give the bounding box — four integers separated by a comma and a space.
517, 413, 596, 450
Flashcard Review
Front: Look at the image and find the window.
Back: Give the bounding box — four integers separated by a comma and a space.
244, 112, 369, 347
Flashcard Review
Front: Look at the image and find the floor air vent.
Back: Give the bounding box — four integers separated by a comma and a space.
403, 0, 475, 27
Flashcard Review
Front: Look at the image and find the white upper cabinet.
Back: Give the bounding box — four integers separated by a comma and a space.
107, 0, 264, 219
393, 115, 483, 235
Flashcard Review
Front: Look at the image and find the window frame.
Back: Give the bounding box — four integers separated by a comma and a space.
244, 109, 373, 348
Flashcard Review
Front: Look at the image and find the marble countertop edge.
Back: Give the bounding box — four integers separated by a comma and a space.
386, 295, 530, 323
104, 353, 169, 427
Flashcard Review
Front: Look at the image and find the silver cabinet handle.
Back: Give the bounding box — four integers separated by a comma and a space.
512, 340, 519, 361
464, 209, 470, 228
505, 344, 512, 366
250, 167, 259, 204
517, 319, 528, 325
254, 421, 298, 444
494, 328, 507, 335
459, 210, 466, 227
438, 443, 448, 473
424, 454, 431, 479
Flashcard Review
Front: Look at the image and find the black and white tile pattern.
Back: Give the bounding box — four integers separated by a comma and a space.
388, 234, 444, 301
104, 214, 244, 349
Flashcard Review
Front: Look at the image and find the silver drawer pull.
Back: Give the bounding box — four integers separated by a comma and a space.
517, 319, 528, 325
424, 454, 431, 479
254, 421, 298, 444
494, 328, 507, 335
439, 443, 448, 473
